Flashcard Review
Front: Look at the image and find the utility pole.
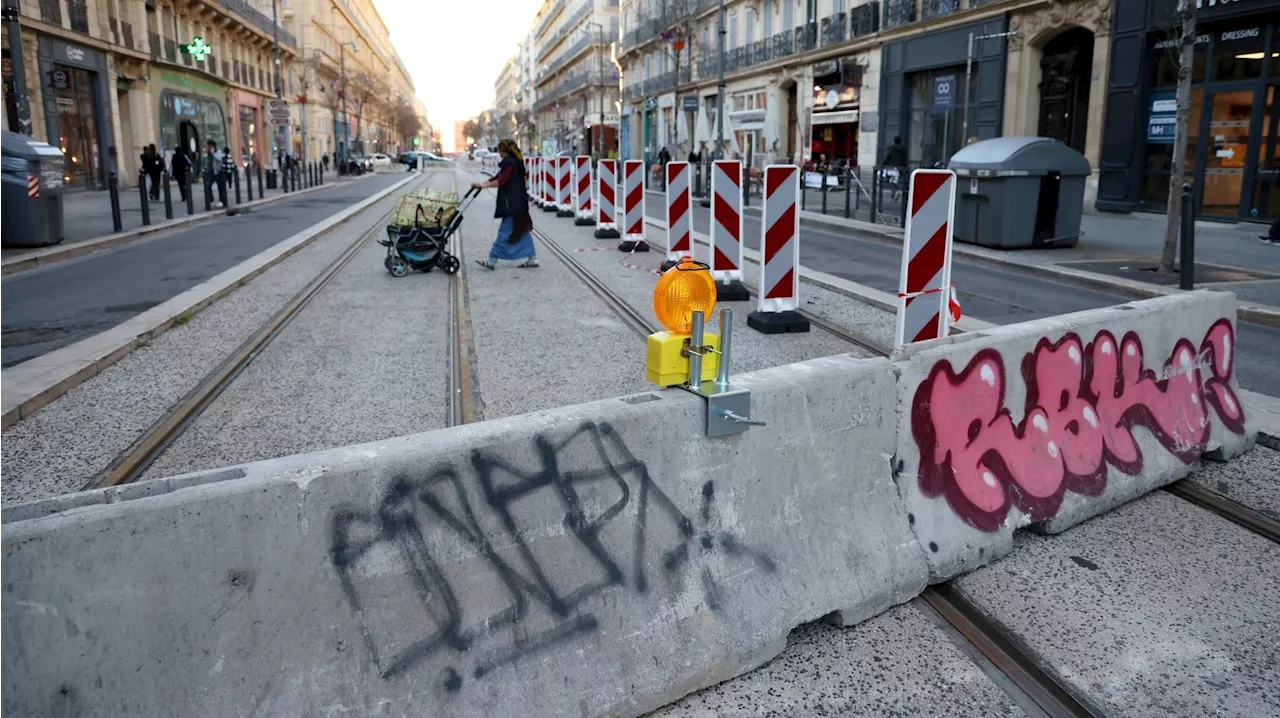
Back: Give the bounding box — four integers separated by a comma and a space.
586, 22, 606, 159
715, 0, 725, 159
271, 0, 284, 168
340, 44, 350, 169
2, 0, 32, 135
1161, 0, 1197, 273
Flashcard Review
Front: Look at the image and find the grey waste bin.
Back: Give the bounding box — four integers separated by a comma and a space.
1, 130, 67, 247
947, 137, 1091, 249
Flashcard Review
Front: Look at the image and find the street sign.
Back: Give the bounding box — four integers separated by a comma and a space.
682, 96, 698, 111
1146, 91, 1176, 144
932, 75, 956, 110
269, 117, 290, 126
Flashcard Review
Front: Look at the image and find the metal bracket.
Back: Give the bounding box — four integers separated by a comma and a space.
677, 308, 765, 437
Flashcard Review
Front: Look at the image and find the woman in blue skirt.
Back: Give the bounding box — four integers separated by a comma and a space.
472, 138, 539, 269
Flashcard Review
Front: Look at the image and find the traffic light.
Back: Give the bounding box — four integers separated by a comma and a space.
413, 137, 420, 146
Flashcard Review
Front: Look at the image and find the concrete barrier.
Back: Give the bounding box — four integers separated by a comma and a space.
1, 354, 927, 717
891, 291, 1253, 581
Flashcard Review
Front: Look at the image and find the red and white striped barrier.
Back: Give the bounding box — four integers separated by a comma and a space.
574, 155, 594, 226
619, 159, 648, 252
481, 154, 500, 176
709, 160, 749, 301
557, 156, 573, 216
525, 158, 535, 203
26, 176, 39, 198
896, 169, 958, 346
541, 157, 557, 212
662, 161, 691, 269
595, 159, 620, 239
747, 165, 809, 334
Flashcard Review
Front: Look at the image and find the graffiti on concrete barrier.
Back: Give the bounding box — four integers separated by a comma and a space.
912, 319, 1245, 531
329, 421, 775, 689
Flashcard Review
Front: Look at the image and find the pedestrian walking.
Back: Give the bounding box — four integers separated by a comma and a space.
323, 153, 330, 171
171, 147, 190, 202
205, 140, 225, 208
222, 145, 235, 181
881, 135, 908, 201
472, 138, 538, 270
141, 145, 163, 200
658, 146, 671, 166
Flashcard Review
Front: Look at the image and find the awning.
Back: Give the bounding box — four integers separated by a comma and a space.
812, 110, 859, 126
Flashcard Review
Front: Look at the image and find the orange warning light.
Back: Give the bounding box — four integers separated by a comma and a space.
653, 257, 716, 335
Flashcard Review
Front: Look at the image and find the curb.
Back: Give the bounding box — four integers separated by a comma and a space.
0, 173, 420, 431
1, 174, 378, 277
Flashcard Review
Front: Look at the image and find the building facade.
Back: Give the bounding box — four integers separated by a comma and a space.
3, 0, 299, 188
1096, 0, 1280, 222
281, 0, 418, 163
614, 0, 1112, 203
530, 0, 620, 157
494, 55, 519, 142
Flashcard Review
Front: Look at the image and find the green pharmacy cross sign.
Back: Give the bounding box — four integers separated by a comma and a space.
183, 37, 213, 62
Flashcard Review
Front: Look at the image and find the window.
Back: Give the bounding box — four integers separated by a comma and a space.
764, 1, 773, 37
729, 11, 737, 48
746, 7, 755, 46
835, 0, 846, 13
1150, 31, 1208, 85
783, 0, 793, 32
1212, 25, 1265, 82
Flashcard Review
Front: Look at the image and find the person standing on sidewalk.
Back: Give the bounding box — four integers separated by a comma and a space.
204, 140, 225, 208
146, 145, 165, 200
171, 147, 190, 202
471, 138, 538, 270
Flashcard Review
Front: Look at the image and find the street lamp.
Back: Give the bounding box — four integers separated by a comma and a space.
339, 41, 358, 169
584, 22, 607, 160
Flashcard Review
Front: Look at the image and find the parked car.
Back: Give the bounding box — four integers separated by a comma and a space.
369, 153, 392, 168
398, 151, 447, 169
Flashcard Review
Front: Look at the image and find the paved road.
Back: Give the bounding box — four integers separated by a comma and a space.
646, 201, 1280, 392
1, 173, 407, 367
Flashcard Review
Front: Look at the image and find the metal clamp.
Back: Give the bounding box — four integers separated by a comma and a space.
679, 308, 764, 437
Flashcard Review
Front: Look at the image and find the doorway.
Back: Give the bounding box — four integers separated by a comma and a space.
53, 64, 103, 189
1249, 85, 1279, 221
1200, 88, 1253, 218
786, 82, 797, 161
1037, 27, 1094, 154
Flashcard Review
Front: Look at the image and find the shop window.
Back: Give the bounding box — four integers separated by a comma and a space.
1150, 32, 1207, 86
1139, 87, 1202, 208
1271, 26, 1280, 77
1212, 25, 1265, 81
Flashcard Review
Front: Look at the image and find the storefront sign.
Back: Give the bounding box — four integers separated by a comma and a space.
1153, 34, 1209, 50
50, 39, 102, 69
644, 97, 657, 110
50, 69, 69, 90
1146, 90, 1177, 144
932, 75, 956, 109
182, 37, 213, 62
682, 96, 698, 111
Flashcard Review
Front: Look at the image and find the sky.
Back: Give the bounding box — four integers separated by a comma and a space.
375, 0, 542, 151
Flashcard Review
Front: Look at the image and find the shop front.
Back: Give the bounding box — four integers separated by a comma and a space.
810, 58, 863, 166
154, 69, 229, 179
877, 17, 1008, 168
1098, 0, 1280, 221
233, 88, 264, 167
38, 36, 113, 190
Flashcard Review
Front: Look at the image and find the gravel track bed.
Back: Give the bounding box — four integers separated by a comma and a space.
1184, 445, 1280, 522
1, 177, 425, 503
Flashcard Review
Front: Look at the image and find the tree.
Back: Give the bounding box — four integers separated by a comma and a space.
1160, 0, 1197, 273
348, 72, 387, 153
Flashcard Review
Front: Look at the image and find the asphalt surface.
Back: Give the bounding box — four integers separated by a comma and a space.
0, 173, 407, 367
645, 200, 1280, 392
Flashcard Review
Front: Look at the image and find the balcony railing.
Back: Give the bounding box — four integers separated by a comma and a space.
212, 0, 297, 48
537, 1, 592, 61
539, 34, 592, 81
222, 60, 230, 78
149, 30, 160, 57
820, 13, 847, 46
164, 38, 176, 62
67, 0, 89, 33
39, 0, 60, 24
122, 21, 134, 49
882, 0, 915, 28
921, 0, 959, 20
534, 0, 565, 39
795, 23, 818, 53
850, 2, 880, 36
234, 60, 241, 83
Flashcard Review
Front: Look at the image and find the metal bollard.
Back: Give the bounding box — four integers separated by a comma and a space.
234, 167, 242, 204
185, 176, 195, 215
257, 162, 265, 198
844, 167, 852, 219
1180, 182, 1196, 290
821, 165, 829, 214
292, 165, 299, 192
138, 171, 151, 226
743, 170, 751, 208
245, 163, 254, 201
109, 170, 123, 232
217, 173, 227, 209
280, 166, 288, 193
162, 170, 173, 220
204, 172, 214, 212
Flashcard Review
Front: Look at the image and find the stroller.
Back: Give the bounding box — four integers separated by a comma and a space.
379, 185, 481, 277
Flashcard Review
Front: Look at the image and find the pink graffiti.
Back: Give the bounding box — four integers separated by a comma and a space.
912, 319, 1245, 532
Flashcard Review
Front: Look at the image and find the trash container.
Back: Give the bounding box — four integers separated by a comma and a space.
1, 130, 67, 247
947, 137, 1091, 249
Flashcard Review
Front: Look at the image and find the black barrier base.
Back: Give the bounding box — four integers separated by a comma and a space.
618, 240, 650, 252
747, 310, 810, 334
594, 227, 620, 239
715, 280, 751, 302
556, 208, 575, 218
542, 204, 560, 213
574, 217, 595, 226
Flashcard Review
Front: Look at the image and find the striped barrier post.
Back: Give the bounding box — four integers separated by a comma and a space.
541, 157, 558, 212
660, 160, 691, 271
574, 155, 594, 226
710, 160, 750, 301
594, 159, 620, 239
896, 169, 958, 346
618, 159, 649, 252
747, 165, 809, 334
525, 158, 535, 204
556, 156, 574, 217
